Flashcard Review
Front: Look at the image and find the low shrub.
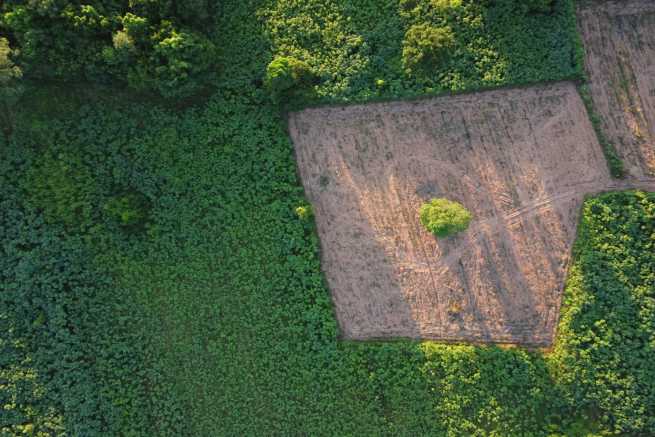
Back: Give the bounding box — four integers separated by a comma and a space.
578, 84, 625, 178
553, 191, 655, 434
295, 204, 313, 221
104, 192, 150, 229
23, 151, 97, 229
264, 56, 314, 100
263, 0, 583, 104
402, 23, 455, 73
481, 0, 553, 15
524, 0, 553, 14
419, 198, 471, 237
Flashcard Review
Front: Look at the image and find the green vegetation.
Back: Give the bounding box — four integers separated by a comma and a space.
262, 0, 582, 104
552, 190, 655, 435
524, 0, 555, 14
24, 151, 98, 229
104, 192, 150, 229
0, 0, 217, 97
578, 84, 625, 178
264, 56, 315, 100
402, 24, 455, 74
295, 203, 314, 221
0, 0, 652, 436
419, 198, 471, 237
0, 36, 22, 133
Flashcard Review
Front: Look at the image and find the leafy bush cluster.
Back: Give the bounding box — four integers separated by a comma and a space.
0, 0, 218, 97
104, 192, 150, 229
0, 36, 22, 132
0, 158, 182, 435
552, 191, 655, 435
525, 0, 554, 14
1, 0, 651, 436
419, 198, 471, 237
487, 0, 554, 15
22, 147, 150, 234
261, 0, 583, 104
402, 23, 455, 74
264, 56, 315, 100
24, 150, 98, 229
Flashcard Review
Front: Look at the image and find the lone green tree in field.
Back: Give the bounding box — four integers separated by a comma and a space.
419, 198, 471, 238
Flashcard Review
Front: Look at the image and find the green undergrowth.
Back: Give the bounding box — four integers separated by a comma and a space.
1, 0, 652, 435
552, 191, 655, 435
578, 84, 625, 178
261, 0, 583, 106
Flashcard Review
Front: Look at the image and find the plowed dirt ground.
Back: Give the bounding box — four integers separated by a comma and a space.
578, 0, 655, 178
289, 4, 655, 344
290, 82, 612, 345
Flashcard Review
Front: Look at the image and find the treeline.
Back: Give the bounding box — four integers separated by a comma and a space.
0, 1, 219, 98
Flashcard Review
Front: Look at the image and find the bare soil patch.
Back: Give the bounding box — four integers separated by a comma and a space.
578, 0, 655, 178
289, 82, 615, 345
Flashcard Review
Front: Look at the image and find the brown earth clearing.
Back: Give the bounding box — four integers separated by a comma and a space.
289, 81, 655, 346
578, 0, 655, 178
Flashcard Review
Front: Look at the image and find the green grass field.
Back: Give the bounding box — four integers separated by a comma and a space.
2, 1, 654, 436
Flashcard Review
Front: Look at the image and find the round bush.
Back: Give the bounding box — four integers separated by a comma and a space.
402, 24, 455, 73
295, 204, 313, 221
264, 56, 313, 98
419, 198, 471, 237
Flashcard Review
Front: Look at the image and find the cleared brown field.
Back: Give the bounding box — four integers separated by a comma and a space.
578, 0, 655, 178
289, 82, 614, 345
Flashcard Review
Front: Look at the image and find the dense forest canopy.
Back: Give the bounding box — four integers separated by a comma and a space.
0, 0, 219, 97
